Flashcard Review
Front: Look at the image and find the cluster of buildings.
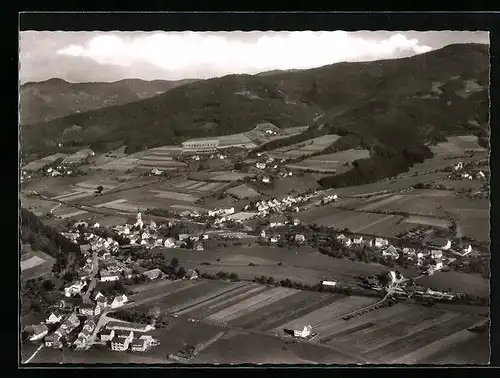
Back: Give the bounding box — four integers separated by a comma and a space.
452, 161, 488, 180
247, 192, 319, 216
44, 313, 81, 349
100, 322, 158, 352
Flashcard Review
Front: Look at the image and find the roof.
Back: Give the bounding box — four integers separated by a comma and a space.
131, 338, 147, 348
106, 321, 150, 331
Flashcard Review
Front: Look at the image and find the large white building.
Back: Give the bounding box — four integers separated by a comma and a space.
181, 139, 220, 154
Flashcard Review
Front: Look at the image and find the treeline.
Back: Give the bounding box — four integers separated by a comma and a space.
319, 144, 433, 189
250, 126, 322, 154
20, 208, 81, 274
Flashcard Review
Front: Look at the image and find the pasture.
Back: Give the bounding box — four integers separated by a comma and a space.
287, 149, 370, 173
268, 134, 341, 159
20, 251, 56, 281
255, 174, 322, 198
22, 153, 68, 172
226, 184, 260, 199
136, 146, 186, 171
88, 151, 146, 171
430, 135, 487, 157
210, 171, 254, 182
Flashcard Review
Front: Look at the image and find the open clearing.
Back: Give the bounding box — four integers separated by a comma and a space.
210, 171, 254, 182
287, 149, 370, 173
22, 153, 68, 172
149, 190, 200, 203
430, 135, 487, 157
403, 215, 451, 228
227, 184, 260, 199
268, 134, 341, 159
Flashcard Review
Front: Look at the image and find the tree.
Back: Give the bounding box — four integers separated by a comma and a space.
148, 306, 161, 320
42, 280, 55, 291
177, 266, 187, 279
170, 257, 179, 268
96, 185, 104, 194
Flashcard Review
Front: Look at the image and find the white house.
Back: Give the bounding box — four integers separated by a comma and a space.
477, 171, 486, 180
336, 234, 345, 241
321, 281, 336, 287
365, 239, 373, 247
294, 325, 312, 338
100, 271, 120, 282
270, 236, 280, 243
375, 238, 389, 248
100, 329, 115, 342
164, 238, 176, 248
442, 240, 452, 251
256, 162, 266, 169
143, 268, 162, 280
344, 238, 352, 247
110, 294, 129, 309
185, 269, 198, 280
64, 280, 87, 297
431, 250, 443, 259
463, 245, 473, 254
110, 330, 134, 351
353, 236, 364, 245
295, 234, 306, 244
79, 303, 101, 316
454, 162, 463, 171
46, 312, 63, 324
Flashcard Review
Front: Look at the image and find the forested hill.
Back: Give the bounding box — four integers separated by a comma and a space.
21, 43, 489, 160
20, 78, 200, 125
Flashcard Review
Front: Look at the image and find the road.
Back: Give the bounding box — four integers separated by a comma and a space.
82, 251, 99, 304
24, 343, 44, 364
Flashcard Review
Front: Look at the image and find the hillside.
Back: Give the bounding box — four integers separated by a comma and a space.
20, 78, 200, 125
21, 43, 489, 161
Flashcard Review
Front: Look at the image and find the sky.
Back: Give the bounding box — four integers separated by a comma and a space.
19, 31, 489, 84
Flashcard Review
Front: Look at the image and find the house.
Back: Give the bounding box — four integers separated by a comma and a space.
336, 234, 345, 241
374, 238, 389, 248
164, 238, 176, 248
463, 245, 473, 254
77, 327, 92, 341
344, 238, 352, 247
60, 313, 80, 332
321, 281, 336, 287
110, 294, 129, 309
29, 324, 49, 341
97, 295, 108, 308
79, 303, 101, 316
99, 270, 120, 282
255, 162, 266, 169
454, 162, 463, 171
270, 236, 280, 243
143, 268, 162, 280
106, 321, 154, 333
431, 250, 443, 259
294, 325, 312, 338
383, 245, 399, 258
82, 319, 96, 333
477, 171, 486, 180
64, 280, 87, 297
184, 269, 198, 280
46, 311, 64, 324
353, 236, 364, 245
294, 234, 306, 243
194, 242, 205, 251
44, 332, 63, 348
110, 330, 134, 351
100, 329, 115, 342
365, 239, 373, 247
402, 247, 416, 256
131, 338, 148, 352
178, 234, 190, 241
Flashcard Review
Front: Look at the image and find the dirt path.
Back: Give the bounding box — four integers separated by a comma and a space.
24, 343, 44, 364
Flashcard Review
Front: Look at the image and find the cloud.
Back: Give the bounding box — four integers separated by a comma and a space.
55, 31, 434, 78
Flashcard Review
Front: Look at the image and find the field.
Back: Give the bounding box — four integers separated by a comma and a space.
296, 205, 405, 234
320, 302, 488, 364
287, 149, 370, 173
22, 153, 68, 172
268, 134, 341, 159
403, 215, 451, 229
324, 172, 450, 198
88, 151, 147, 172
416, 271, 489, 297
20, 251, 56, 281
136, 146, 186, 171
226, 184, 260, 199
451, 208, 490, 243
430, 135, 487, 157
436, 179, 485, 191
210, 171, 254, 182
256, 174, 322, 198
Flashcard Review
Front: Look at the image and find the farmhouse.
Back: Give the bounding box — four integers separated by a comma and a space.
60, 313, 80, 332
375, 238, 389, 248
110, 330, 134, 351
353, 236, 364, 245
321, 281, 337, 287
294, 234, 306, 244
293, 325, 312, 338
143, 268, 162, 280
184, 269, 198, 280
110, 294, 129, 309
46, 311, 64, 324
79, 303, 101, 316
383, 245, 399, 259
463, 245, 473, 254
99, 270, 120, 282
100, 329, 115, 342
44, 332, 63, 348
64, 280, 87, 297
430, 250, 443, 259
